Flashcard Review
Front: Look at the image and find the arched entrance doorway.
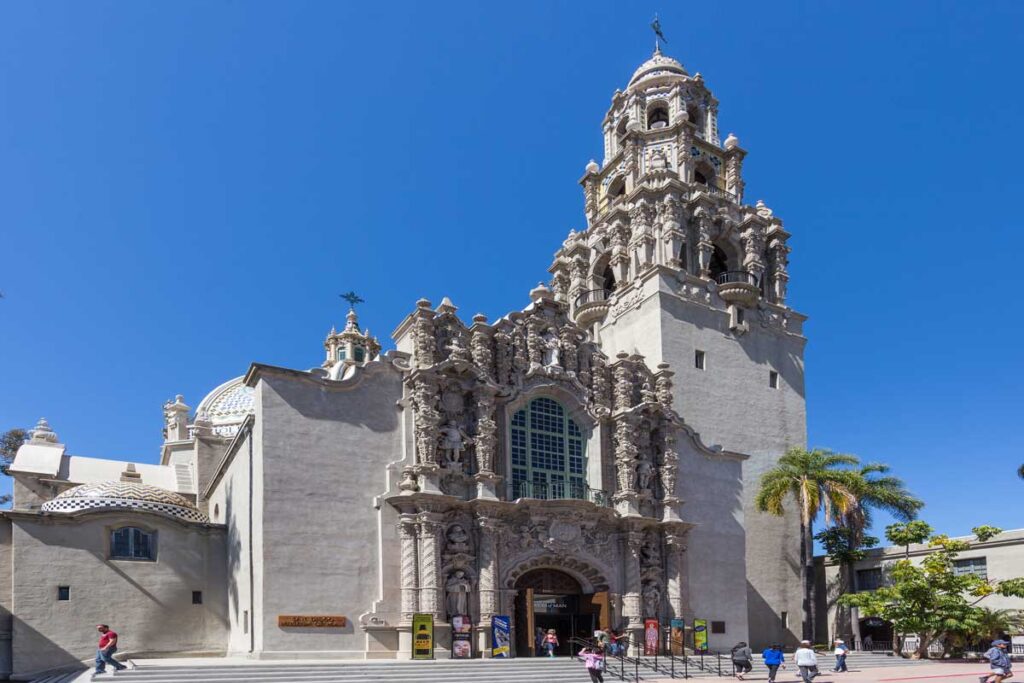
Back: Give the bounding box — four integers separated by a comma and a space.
513, 568, 607, 657
859, 617, 893, 651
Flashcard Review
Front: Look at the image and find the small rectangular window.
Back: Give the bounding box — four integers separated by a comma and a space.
58, 586, 70, 601
857, 567, 884, 591
243, 610, 249, 634
192, 591, 203, 605
711, 621, 726, 634
953, 557, 987, 580
769, 370, 779, 389
781, 611, 788, 629
695, 350, 706, 370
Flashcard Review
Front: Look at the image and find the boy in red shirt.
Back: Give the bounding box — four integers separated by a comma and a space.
95, 624, 127, 674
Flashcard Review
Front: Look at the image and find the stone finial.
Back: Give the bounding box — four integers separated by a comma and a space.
416, 298, 433, 311
344, 308, 360, 332
724, 133, 739, 150
529, 282, 553, 303
30, 417, 59, 444
436, 297, 457, 314
756, 200, 773, 218
163, 395, 191, 443
193, 410, 213, 437
472, 313, 488, 324
120, 463, 142, 483
585, 159, 599, 174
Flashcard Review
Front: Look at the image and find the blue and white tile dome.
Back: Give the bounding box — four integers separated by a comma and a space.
41, 481, 209, 523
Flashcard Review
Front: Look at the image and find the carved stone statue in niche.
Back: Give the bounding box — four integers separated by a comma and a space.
636, 459, 654, 493
642, 581, 662, 618
641, 535, 661, 566
445, 524, 471, 554
445, 570, 472, 618
542, 330, 561, 368
439, 422, 473, 470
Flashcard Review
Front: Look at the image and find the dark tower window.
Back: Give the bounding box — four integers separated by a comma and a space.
608, 177, 626, 198
616, 117, 629, 138
602, 266, 616, 296
647, 104, 669, 129
694, 171, 708, 186
709, 245, 730, 281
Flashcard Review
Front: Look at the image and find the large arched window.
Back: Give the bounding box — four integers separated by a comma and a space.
510, 397, 586, 500
111, 527, 156, 561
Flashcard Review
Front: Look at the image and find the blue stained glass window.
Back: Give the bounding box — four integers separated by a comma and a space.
509, 397, 586, 500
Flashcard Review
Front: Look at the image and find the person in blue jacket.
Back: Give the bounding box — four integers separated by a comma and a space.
762, 643, 785, 683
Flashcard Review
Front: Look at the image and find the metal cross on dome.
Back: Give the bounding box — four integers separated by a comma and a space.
340, 291, 364, 311
651, 14, 668, 49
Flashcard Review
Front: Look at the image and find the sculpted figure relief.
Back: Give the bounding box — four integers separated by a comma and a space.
439, 422, 473, 470
445, 570, 472, 618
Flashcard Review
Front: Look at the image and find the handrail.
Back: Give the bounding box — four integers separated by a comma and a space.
715, 270, 758, 287
569, 635, 638, 682
574, 288, 613, 308
693, 182, 738, 202
508, 480, 610, 506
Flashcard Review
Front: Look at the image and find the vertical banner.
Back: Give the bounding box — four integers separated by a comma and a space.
451, 614, 472, 659
670, 618, 685, 655
412, 613, 434, 660
644, 618, 660, 656
491, 615, 511, 658
693, 618, 708, 653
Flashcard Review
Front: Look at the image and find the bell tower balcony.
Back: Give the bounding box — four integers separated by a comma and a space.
573, 289, 612, 328
715, 271, 759, 307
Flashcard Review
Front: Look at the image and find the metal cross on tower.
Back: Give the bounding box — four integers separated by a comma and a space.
340, 291, 364, 311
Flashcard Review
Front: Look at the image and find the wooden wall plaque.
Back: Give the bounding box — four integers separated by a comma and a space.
277, 615, 347, 628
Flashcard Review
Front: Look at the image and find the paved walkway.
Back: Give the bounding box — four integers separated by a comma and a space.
649, 663, 1003, 683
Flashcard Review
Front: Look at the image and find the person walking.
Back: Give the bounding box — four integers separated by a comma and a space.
833, 639, 850, 672
762, 643, 785, 683
94, 624, 127, 674
579, 643, 607, 683
795, 640, 819, 683
731, 641, 753, 679
543, 628, 560, 658
981, 639, 1013, 683
534, 627, 545, 657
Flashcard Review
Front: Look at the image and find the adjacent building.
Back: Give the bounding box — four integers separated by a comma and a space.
0, 46, 808, 678
815, 529, 1024, 650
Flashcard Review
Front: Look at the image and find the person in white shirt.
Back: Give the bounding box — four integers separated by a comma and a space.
833, 639, 849, 672
794, 640, 819, 683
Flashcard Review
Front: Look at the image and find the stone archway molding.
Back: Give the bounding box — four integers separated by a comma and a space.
505, 554, 610, 593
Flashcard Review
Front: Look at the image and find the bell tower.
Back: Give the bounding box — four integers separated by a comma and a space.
549, 47, 807, 647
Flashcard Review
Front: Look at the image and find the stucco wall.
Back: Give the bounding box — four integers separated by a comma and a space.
8, 512, 228, 677
206, 428, 256, 655
0, 518, 13, 677
254, 365, 403, 657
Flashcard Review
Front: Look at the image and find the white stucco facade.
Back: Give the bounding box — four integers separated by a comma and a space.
0, 47, 808, 678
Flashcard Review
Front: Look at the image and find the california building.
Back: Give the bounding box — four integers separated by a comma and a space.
0, 46, 807, 678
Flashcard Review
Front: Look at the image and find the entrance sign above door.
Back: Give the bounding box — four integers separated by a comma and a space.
277, 615, 347, 628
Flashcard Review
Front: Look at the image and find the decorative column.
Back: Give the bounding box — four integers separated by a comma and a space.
473, 387, 500, 500
399, 516, 420, 624
418, 514, 445, 620
475, 515, 501, 656
624, 531, 645, 653
696, 214, 714, 277
665, 531, 690, 620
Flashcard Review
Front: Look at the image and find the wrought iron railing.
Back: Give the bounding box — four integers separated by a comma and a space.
574, 288, 612, 309
715, 270, 758, 287
509, 479, 610, 506
694, 183, 737, 201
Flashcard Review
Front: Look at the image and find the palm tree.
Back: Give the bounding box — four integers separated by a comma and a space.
832, 463, 923, 641
755, 447, 861, 641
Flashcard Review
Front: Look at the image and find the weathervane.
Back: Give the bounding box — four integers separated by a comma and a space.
651, 13, 668, 50
340, 291, 364, 311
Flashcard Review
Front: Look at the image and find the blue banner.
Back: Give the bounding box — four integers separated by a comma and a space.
491, 615, 511, 657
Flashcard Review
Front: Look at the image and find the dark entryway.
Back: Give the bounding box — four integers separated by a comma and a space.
513, 568, 606, 657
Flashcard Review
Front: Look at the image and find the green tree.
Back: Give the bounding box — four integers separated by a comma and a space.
839, 524, 1024, 659
755, 447, 860, 641
1, 428, 28, 506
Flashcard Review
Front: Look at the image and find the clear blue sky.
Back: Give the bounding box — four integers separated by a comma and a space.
1, 2, 1021, 542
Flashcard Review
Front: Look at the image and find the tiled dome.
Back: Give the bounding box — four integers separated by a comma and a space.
42, 481, 209, 523
628, 48, 687, 88
195, 376, 254, 436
